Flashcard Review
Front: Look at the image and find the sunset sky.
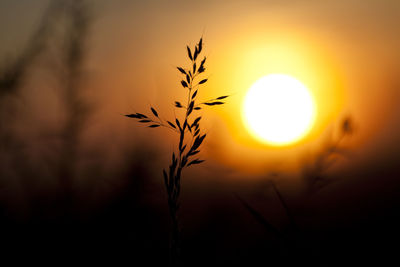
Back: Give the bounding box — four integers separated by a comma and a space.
0, 0, 399, 265
2, 1, 399, 163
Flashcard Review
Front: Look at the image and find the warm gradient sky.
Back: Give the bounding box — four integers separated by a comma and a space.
1, 0, 399, 191
1, 1, 400, 264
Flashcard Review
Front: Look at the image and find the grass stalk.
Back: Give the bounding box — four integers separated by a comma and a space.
125, 37, 229, 265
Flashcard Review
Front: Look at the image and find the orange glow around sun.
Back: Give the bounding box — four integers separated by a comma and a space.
203, 31, 346, 172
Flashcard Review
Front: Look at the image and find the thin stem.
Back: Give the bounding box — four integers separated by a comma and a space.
194, 96, 221, 107
160, 123, 180, 133
186, 71, 194, 117
168, 57, 200, 266
271, 182, 296, 228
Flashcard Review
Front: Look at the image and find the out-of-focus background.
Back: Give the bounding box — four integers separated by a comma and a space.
0, 0, 399, 265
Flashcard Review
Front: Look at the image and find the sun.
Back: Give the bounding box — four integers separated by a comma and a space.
242, 74, 316, 146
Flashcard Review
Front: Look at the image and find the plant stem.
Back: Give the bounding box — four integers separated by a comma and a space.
271, 182, 296, 229
170, 207, 180, 265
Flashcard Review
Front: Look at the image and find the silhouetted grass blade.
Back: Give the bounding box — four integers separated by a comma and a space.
200, 57, 206, 68
191, 134, 206, 151
187, 101, 194, 116
179, 131, 184, 151
198, 38, 202, 53
199, 79, 207, 84
172, 152, 177, 168
163, 169, 168, 188
125, 114, 140, 118
271, 182, 296, 228
236, 194, 283, 238
186, 121, 192, 132
187, 46, 193, 60
187, 159, 204, 166
136, 113, 147, 118
181, 80, 188, 88
192, 116, 201, 127
194, 46, 198, 61
175, 118, 181, 131
181, 156, 188, 167
167, 121, 176, 129
180, 144, 187, 153
204, 101, 224, 106
182, 119, 187, 132
151, 107, 158, 117
192, 90, 198, 99
177, 67, 186, 74
188, 150, 199, 156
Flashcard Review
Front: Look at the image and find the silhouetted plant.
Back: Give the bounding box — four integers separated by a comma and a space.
237, 116, 355, 264
125, 37, 228, 265
0, 0, 63, 97
57, 0, 91, 213
302, 116, 354, 193
0, 0, 64, 152
0, 0, 91, 213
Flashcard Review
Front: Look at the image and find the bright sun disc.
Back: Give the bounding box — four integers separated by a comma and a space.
242, 74, 316, 146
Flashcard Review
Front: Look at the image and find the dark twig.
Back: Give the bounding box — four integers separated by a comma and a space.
235, 194, 283, 239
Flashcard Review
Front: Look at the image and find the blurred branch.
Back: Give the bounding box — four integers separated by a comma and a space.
270, 180, 297, 229
0, 0, 65, 97
302, 116, 354, 193
0, 0, 92, 217
56, 0, 91, 212
235, 193, 283, 239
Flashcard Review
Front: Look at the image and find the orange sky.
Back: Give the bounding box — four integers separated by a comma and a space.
2, 3, 400, 264
1, 0, 399, 175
